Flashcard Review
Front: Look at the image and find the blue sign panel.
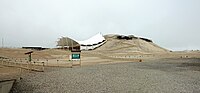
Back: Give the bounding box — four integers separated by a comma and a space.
72, 54, 80, 59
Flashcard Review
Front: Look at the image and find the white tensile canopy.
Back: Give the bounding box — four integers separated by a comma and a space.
57, 37, 80, 47
77, 33, 105, 46
57, 33, 106, 50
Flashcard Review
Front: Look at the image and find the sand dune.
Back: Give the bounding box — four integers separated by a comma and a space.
96, 34, 169, 53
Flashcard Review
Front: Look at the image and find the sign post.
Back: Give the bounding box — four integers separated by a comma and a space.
70, 50, 81, 67
25, 51, 33, 62
25, 51, 33, 71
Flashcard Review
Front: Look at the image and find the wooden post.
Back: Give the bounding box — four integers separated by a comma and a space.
46, 59, 48, 66
20, 60, 22, 68
1, 58, 3, 65
42, 62, 44, 72
79, 54, 81, 66
33, 62, 35, 70
30, 61, 32, 71
14, 59, 17, 66
57, 60, 59, 67
27, 61, 29, 72
71, 60, 73, 68
19, 67, 22, 79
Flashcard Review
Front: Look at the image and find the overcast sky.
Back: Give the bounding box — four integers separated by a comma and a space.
0, 0, 200, 50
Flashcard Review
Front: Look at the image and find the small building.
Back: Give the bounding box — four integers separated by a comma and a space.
22, 46, 48, 50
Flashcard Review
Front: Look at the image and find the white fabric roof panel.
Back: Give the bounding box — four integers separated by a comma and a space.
77, 33, 105, 45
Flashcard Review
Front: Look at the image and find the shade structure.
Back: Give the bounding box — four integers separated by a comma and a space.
77, 33, 106, 50
77, 33, 105, 46
57, 37, 80, 47
57, 33, 106, 50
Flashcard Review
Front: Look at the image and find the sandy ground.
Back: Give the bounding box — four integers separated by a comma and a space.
0, 48, 200, 92
0, 48, 200, 79
0, 65, 20, 81
11, 58, 200, 93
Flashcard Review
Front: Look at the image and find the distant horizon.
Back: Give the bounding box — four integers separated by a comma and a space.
1, 32, 200, 51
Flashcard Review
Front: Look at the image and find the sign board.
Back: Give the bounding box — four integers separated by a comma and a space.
25, 51, 33, 62
70, 50, 81, 67
72, 54, 80, 59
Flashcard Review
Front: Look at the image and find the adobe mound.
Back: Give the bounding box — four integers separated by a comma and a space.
95, 34, 169, 53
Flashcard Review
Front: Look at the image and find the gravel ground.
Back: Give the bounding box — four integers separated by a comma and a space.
11, 58, 200, 93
